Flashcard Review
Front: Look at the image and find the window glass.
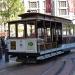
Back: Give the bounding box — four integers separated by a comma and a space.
67, 25, 73, 35
38, 28, 44, 38
71, 29, 73, 35
62, 25, 67, 35
63, 30, 66, 35
30, 2, 37, 8
38, 28, 41, 37
18, 24, 24, 37
59, 1, 66, 7
10, 24, 16, 37
59, 9, 67, 15
29, 1, 39, 9
27, 21, 35, 38
43, 1, 46, 8
56, 29, 61, 35
47, 28, 51, 36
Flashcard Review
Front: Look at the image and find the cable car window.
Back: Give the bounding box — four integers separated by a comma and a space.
71, 29, 73, 35
56, 29, 61, 35
10, 24, 16, 37
27, 21, 35, 38
18, 24, 24, 37
65, 24, 73, 36
38, 28, 44, 38
62, 25, 66, 35
47, 28, 51, 36
53, 28, 56, 35
38, 28, 41, 37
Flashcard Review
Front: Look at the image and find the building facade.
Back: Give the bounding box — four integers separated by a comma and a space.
23, 0, 75, 20
54, 0, 75, 20
23, 0, 54, 15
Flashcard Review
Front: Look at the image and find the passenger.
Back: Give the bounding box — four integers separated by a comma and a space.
31, 32, 35, 38
1, 38, 6, 54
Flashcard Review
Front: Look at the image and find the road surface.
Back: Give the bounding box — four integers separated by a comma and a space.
0, 51, 75, 75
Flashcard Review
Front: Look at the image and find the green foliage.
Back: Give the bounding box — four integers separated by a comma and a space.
0, 0, 24, 24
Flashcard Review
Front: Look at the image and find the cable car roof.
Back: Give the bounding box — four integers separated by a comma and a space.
8, 13, 72, 24
19, 13, 71, 21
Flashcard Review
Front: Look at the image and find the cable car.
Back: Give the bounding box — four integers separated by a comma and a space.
7, 13, 75, 63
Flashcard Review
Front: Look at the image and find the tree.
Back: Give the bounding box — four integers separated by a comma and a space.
0, 0, 24, 24
0, 0, 24, 36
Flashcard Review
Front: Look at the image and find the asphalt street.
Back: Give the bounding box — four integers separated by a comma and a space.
0, 50, 75, 75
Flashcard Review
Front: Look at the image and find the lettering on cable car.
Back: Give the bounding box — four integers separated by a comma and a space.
27, 41, 35, 50
28, 42, 33, 46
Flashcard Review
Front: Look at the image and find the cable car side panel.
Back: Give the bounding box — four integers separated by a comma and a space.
7, 38, 37, 53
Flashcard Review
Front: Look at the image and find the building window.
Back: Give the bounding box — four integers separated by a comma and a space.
59, 1, 66, 7
43, 9, 46, 13
37, 1, 39, 8
29, 1, 39, 8
29, 2, 37, 8
43, 1, 46, 8
59, 9, 67, 15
